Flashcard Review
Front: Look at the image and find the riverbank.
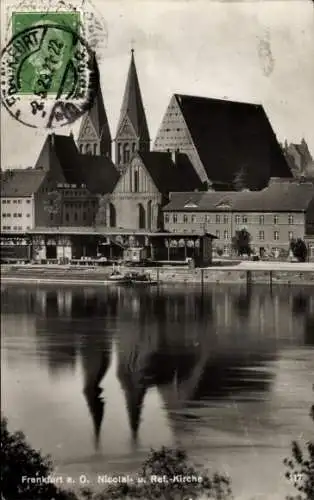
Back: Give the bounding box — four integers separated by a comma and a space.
1, 262, 314, 285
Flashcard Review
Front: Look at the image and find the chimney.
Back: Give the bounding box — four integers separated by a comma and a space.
171, 149, 180, 164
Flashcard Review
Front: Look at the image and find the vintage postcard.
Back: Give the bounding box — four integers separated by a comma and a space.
1, 1, 314, 500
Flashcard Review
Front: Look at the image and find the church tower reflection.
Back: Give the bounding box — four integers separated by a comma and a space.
80, 332, 113, 450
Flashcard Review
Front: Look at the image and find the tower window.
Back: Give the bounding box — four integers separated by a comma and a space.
134, 170, 139, 193
123, 143, 130, 164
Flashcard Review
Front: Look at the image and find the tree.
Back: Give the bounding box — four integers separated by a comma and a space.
231, 229, 252, 256
290, 238, 308, 263
0, 418, 77, 500
284, 391, 314, 500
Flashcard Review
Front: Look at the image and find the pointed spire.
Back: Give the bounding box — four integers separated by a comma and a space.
117, 365, 147, 442
77, 57, 112, 157
116, 50, 150, 143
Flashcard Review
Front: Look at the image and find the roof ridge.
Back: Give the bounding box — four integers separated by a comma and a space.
174, 93, 262, 108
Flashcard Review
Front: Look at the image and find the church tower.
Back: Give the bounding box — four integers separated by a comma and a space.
77, 59, 112, 158
115, 50, 150, 170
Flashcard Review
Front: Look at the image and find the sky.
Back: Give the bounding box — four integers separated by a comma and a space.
1, 0, 314, 169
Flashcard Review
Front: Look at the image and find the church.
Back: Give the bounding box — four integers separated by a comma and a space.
85, 50, 292, 231
2, 50, 293, 235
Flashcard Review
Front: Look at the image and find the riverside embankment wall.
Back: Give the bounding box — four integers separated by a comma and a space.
1, 265, 314, 285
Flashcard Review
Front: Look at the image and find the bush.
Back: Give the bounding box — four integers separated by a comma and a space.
83, 446, 232, 500
1, 417, 232, 500
290, 239, 308, 263
284, 396, 314, 500
0, 417, 77, 500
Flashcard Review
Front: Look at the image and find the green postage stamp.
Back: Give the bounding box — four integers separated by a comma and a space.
1, 0, 107, 128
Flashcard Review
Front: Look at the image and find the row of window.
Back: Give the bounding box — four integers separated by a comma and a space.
214, 230, 294, 241
165, 214, 295, 225
2, 213, 31, 218
2, 199, 31, 204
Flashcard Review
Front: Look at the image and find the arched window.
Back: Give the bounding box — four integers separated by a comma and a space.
123, 143, 130, 164
147, 200, 152, 229
109, 203, 116, 227
138, 203, 145, 229
132, 142, 136, 152
93, 143, 98, 155
134, 170, 139, 193
85, 143, 92, 155
79, 144, 84, 154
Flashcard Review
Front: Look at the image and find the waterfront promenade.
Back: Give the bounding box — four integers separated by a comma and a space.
1, 261, 314, 286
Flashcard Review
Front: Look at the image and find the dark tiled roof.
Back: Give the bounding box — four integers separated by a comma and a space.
174, 94, 292, 189
1, 168, 46, 196
163, 180, 314, 212
116, 51, 150, 142
138, 151, 204, 193
78, 155, 120, 194
36, 134, 120, 194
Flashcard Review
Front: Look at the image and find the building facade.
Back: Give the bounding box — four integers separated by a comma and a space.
98, 151, 204, 231
162, 179, 314, 258
1, 169, 46, 233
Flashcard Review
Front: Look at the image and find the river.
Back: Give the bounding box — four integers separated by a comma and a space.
1, 283, 313, 500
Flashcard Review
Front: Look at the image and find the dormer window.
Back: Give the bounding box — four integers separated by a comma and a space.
184, 200, 198, 208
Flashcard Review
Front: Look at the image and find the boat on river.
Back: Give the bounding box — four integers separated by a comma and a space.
108, 271, 130, 284
128, 272, 158, 286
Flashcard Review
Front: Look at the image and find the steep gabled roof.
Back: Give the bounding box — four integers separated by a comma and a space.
163, 180, 314, 212
1, 168, 46, 196
138, 151, 204, 193
36, 134, 120, 195
173, 94, 292, 189
116, 51, 150, 142
78, 155, 120, 194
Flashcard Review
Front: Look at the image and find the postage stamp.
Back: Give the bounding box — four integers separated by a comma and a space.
1, 18, 99, 128
4, 0, 108, 56
1, 0, 108, 129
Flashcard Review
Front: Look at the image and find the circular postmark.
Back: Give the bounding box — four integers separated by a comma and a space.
1, 23, 99, 128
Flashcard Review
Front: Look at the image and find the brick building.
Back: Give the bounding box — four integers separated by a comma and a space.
98, 151, 204, 230
162, 179, 314, 258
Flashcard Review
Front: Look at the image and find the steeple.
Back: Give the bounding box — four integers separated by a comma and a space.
77, 58, 112, 158
115, 50, 150, 169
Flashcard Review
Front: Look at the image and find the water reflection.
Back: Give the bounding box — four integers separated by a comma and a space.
1, 284, 314, 453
